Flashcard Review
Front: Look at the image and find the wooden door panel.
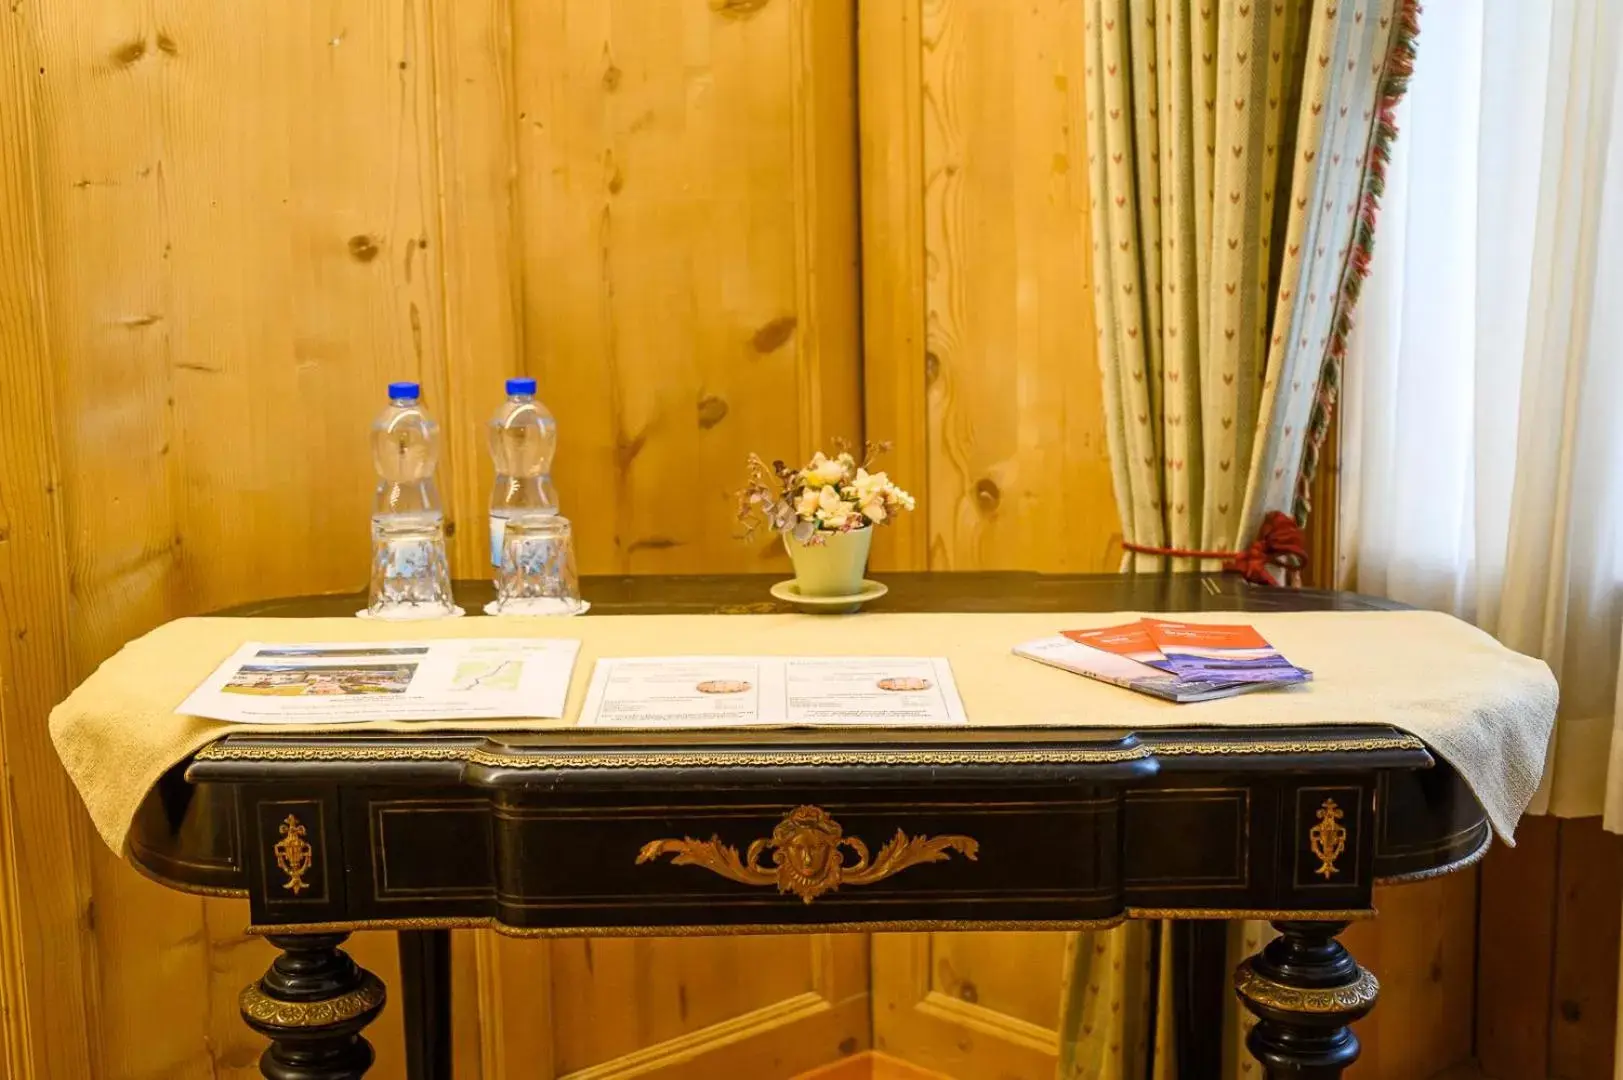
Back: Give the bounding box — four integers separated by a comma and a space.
482, 934, 870, 1080
927, 931, 1068, 1030
872, 933, 1061, 1079
548, 937, 829, 1072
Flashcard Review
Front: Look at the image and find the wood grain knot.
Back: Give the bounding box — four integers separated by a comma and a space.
113, 38, 146, 66
709, 0, 771, 16
696, 396, 729, 430
603, 64, 622, 91
751, 315, 796, 354
974, 478, 1001, 513
156, 32, 179, 56
925, 351, 941, 385
348, 235, 381, 263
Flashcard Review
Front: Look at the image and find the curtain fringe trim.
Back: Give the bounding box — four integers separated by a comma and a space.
1291, 0, 1422, 525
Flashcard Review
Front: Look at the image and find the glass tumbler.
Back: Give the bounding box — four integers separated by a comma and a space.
366, 514, 457, 619
494, 514, 585, 615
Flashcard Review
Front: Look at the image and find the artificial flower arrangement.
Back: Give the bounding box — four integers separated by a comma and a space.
736, 439, 916, 545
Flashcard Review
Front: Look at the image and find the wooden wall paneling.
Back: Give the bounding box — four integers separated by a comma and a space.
513, 0, 861, 577
919, 0, 1117, 572
1342, 875, 1479, 1079
870, 0, 1117, 1069
26, 0, 444, 1074
25, 0, 198, 1073
0, 9, 102, 1076
487, 1, 868, 1074
423, 0, 525, 1059
858, 0, 929, 572
871, 932, 1061, 1079
427, 0, 526, 576
1548, 818, 1623, 1079
0, 676, 30, 1077
151, 0, 450, 613
1477, 814, 1559, 1077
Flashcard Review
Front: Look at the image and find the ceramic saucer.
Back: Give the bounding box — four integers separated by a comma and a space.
769, 579, 888, 613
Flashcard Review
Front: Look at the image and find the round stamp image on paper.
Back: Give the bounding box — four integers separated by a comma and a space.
877, 677, 933, 692
696, 679, 753, 694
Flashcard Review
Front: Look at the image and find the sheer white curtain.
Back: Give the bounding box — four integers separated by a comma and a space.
1339, 0, 1623, 824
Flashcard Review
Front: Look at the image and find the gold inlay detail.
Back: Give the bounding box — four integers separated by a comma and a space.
194, 743, 1148, 768
636, 805, 978, 903
1127, 907, 1374, 922
1309, 798, 1348, 879
239, 974, 385, 1028
1374, 831, 1492, 885
273, 815, 313, 895
1235, 963, 1379, 1014
245, 915, 1127, 937
1151, 734, 1425, 756
191, 731, 1425, 770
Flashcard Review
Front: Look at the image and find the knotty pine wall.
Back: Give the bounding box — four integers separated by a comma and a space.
0, 0, 1570, 1077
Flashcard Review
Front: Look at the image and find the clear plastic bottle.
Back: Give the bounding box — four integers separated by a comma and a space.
368, 381, 454, 616
487, 376, 559, 567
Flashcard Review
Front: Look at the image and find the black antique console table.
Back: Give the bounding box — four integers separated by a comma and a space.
126, 573, 1489, 1079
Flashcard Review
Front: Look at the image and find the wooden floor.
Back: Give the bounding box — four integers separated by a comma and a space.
792, 1051, 955, 1080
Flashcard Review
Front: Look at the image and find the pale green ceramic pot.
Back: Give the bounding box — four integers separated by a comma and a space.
784, 526, 873, 597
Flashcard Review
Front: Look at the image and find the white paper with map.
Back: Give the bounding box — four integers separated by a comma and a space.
579, 656, 967, 727
177, 638, 581, 723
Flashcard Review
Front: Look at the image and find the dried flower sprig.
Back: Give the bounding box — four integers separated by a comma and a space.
736, 439, 915, 545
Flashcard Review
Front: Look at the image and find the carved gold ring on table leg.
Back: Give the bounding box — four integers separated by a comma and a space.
1310, 798, 1347, 879
636, 805, 978, 903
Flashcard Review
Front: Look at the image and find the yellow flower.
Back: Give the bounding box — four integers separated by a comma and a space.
803, 452, 849, 488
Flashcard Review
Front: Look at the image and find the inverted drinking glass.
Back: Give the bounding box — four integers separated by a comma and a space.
492, 514, 585, 615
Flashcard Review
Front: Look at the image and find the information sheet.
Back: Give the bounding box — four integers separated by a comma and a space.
178, 638, 581, 724
579, 656, 968, 728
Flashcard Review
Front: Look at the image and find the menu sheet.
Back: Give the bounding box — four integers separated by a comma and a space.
178, 638, 581, 724
579, 656, 968, 728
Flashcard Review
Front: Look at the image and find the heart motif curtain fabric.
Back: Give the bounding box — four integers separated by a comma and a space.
1087, 0, 1412, 570
1061, 1, 1418, 1076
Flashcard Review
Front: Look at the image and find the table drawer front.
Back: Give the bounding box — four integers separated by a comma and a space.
489, 794, 1122, 930
243, 785, 346, 924
1123, 778, 1376, 913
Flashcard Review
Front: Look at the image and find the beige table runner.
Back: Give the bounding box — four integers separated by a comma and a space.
49, 609, 1557, 854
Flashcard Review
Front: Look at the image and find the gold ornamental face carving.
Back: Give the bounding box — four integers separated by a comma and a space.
1309, 798, 1348, 879
636, 804, 979, 903
273, 814, 313, 895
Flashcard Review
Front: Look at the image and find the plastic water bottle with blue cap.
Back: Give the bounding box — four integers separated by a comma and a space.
487, 376, 559, 565
365, 381, 458, 618
487, 377, 585, 614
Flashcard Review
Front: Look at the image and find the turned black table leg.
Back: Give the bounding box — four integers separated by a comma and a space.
1174, 919, 1230, 1078
1234, 920, 1379, 1080
241, 932, 387, 1080
398, 929, 453, 1080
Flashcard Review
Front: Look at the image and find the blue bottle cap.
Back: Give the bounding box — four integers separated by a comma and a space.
506, 377, 537, 396
387, 381, 421, 402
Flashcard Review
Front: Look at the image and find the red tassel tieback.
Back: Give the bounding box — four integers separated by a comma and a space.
1121, 510, 1308, 587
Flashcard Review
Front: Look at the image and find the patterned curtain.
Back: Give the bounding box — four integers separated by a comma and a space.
1058, 0, 1418, 1076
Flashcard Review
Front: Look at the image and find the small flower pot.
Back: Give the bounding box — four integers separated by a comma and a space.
784, 527, 873, 598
